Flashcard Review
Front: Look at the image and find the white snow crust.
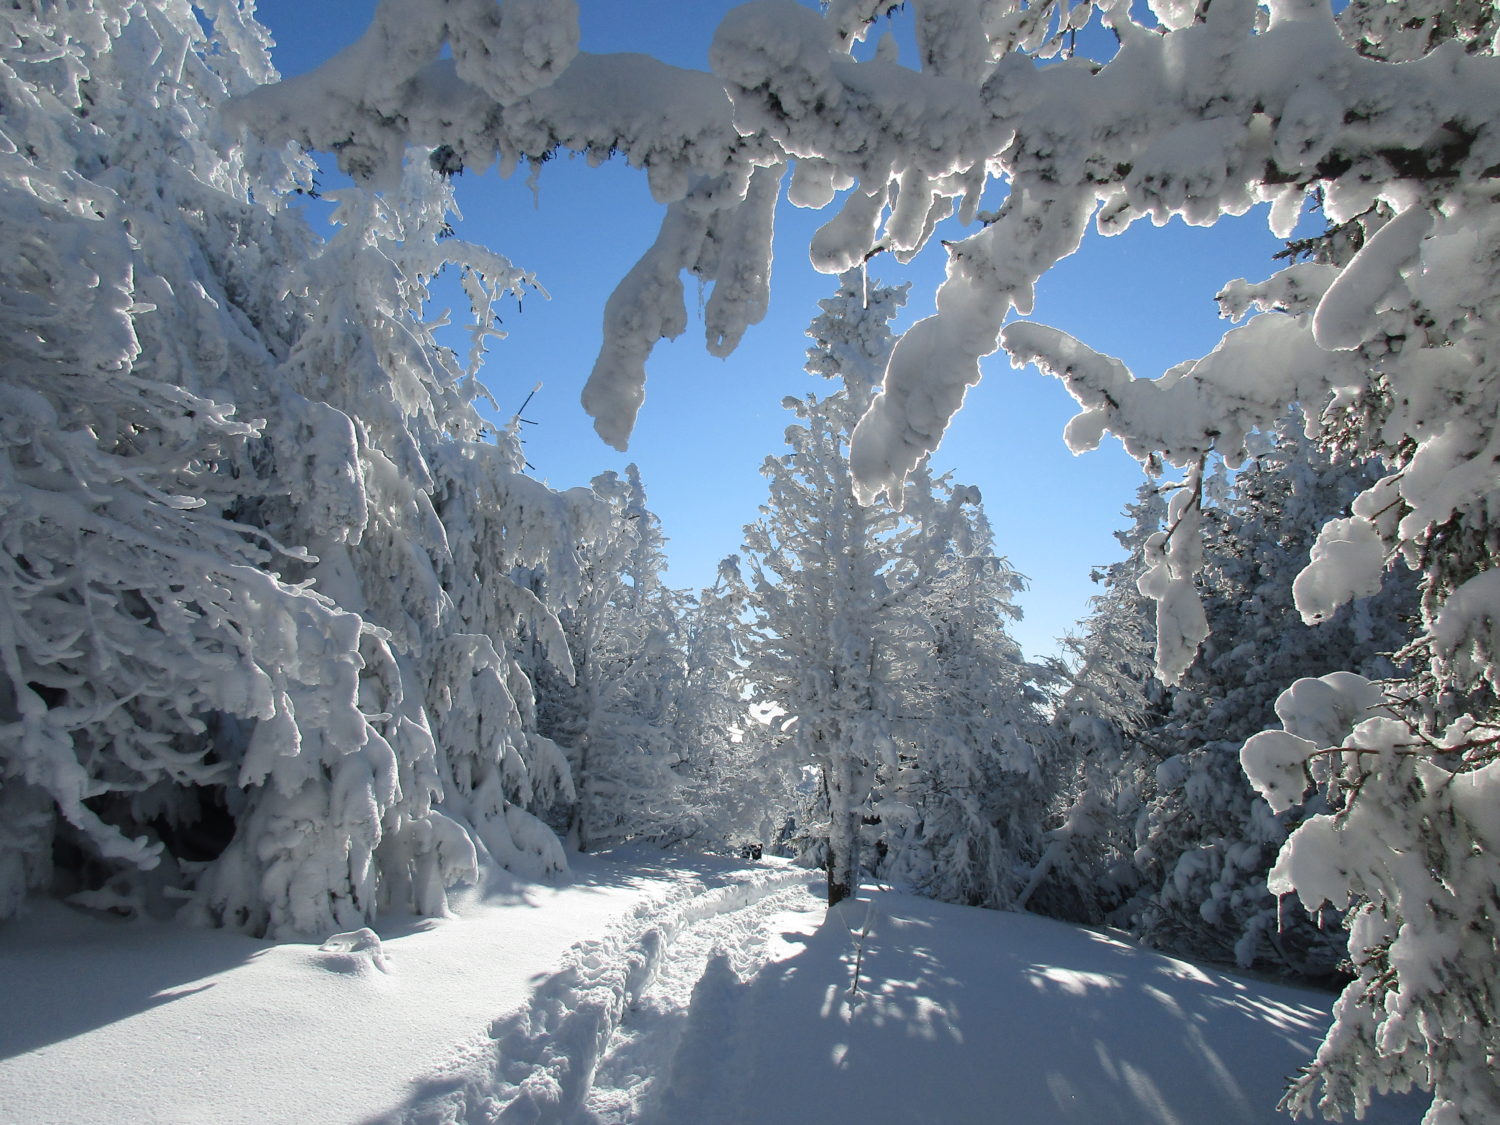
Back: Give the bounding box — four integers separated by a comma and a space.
1, 852, 1422, 1125
0, 853, 691, 1125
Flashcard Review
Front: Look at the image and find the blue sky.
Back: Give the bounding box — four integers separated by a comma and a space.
251, 0, 1300, 660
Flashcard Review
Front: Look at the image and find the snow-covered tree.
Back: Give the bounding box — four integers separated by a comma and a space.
535, 465, 689, 852
740, 277, 912, 906
1025, 421, 1415, 978
1130, 417, 1417, 978
667, 560, 800, 852
1010, 5, 1500, 1106
1020, 482, 1169, 925
1, 0, 585, 937
742, 273, 1040, 906
0, 0, 376, 930
877, 499, 1057, 908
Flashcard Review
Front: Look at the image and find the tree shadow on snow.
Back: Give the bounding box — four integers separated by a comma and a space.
0, 900, 267, 1061
644, 889, 1421, 1125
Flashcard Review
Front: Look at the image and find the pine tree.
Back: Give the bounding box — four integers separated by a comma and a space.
1132, 415, 1416, 978
742, 272, 1043, 907
669, 560, 800, 852
739, 273, 917, 905
1021, 482, 1170, 925
878, 497, 1058, 907
0, 0, 377, 929
1, 1, 583, 935
536, 466, 688, 852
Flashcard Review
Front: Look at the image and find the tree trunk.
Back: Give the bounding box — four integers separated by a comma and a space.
827, 845, 857, 907
572, 732, 592, 853
826, 763, 860, 907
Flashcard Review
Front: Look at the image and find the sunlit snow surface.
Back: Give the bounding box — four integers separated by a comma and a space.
0, 852, 1420, 1124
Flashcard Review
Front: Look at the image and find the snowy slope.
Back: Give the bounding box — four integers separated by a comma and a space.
1, 853, 1420, 1125
0, 851, 762, 1125
576, 877, 1421, 1125
608, 886, 1422, 1125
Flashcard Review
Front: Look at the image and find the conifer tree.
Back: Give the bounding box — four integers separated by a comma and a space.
1132, 416, 1416, 977
1021, 483, 1170, 925
669, 561, 799, 851
878, 497, 1057, 907
743, 273, 1044, 906
1, 0, 583, 935
536, 466, 688, 851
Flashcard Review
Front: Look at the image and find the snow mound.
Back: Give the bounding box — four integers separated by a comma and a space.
316, 927, 391, 976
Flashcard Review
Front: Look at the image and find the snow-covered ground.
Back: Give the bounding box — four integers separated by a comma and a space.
1, 851, 1419, 1125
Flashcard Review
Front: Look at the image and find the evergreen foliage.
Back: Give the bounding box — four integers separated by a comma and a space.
740, 274, 1049, 907
1134, 418, 1416, 979
535, 465, 691, 851
1, 0, 583, 936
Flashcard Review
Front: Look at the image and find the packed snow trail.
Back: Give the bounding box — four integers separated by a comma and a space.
370, 868, 1424, 1125
577, 869, 822, 1124
371, 857, 811, 1124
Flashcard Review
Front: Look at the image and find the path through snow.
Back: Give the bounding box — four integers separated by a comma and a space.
371, 858, 814, 1123
579, 867, 821, 1124
374, 862, 1421, 1125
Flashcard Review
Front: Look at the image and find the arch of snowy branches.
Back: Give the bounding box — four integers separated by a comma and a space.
235, 2, 1500, 1119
